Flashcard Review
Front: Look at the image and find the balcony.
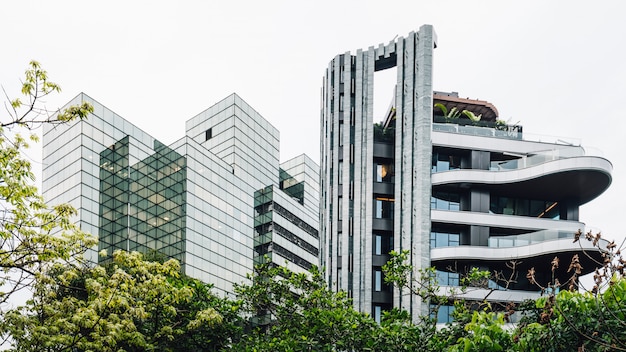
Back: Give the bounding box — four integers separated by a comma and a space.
488, 229, 580, 248
432, 116, 522, 140
490, 147, 586, 171
432, 117, 589, 147
431, 155, 612, 206
372, 218, 393, 231
373, 142, 394, 158
373, 181, 393, 195
431, 209, 584, 231
431, 233, 606, 286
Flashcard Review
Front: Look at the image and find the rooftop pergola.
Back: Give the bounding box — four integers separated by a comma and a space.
433, 93, 499, 122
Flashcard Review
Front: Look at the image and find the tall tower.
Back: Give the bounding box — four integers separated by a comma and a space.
320, 25, 612, 323
320, 25, 437, 319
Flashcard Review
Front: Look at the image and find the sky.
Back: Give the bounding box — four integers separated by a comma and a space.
1, 0, 624, 242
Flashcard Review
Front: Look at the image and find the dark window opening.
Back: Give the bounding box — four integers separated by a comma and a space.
205, 128, 212, 141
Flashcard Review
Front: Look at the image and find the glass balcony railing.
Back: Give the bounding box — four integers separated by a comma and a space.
433, 122, 524, 139
488, 229, 575, 248
432, 116, 584, 147
490, 147, 586, 171
432, 116, 522, 140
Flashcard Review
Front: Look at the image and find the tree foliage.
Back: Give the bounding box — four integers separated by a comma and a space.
0, 61, 96, 312
381, 245, 626, 351
0, 62, 235, 351
4, 62, 626, 351
514, 231, 626, 351
232, 260, 378, 351
1, 250, 235, 351
2, 60, 92, 129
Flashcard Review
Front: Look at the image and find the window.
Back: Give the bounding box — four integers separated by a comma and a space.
374, 234, 393, 255
432, 152, 461, 173
338, 161, 343, 184
339, 123, 344, 146
374, 162, 393, 183
205, 128, 212, 141
375, 197, 394, 219
374, 269, 382, 291
436, 270, 459, 286
373, 267, 392, 293
338, 197, 343, 220
433, 304, 455, 323
430, 232, 460, 248
490, 196, 560, 219
431, 192, 460, 211
350, 144, 354, 164
374, 305, 382, 323
338, 237, 343, 255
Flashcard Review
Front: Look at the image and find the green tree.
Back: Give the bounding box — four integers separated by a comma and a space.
1, 62, 240, 351
382, 250, 493, 321
232, 260, 378, 351
2, 60, 93, 129
515, 232, 626, 351
164, 273, 243, 351
0, 60, 95, 310
368, 308, 443, 351
2, 250, 228, 351
382, 250, 514, 351
448, 309, 512, 352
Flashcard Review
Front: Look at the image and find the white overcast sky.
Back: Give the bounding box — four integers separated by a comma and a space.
1, 1, 624, 242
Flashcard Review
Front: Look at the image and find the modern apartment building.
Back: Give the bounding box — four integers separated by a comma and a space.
319, 25, 613, 322
43, 93, 319, 295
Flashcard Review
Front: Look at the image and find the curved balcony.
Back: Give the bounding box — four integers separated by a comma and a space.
432, 156, 612, 205
432, 236, 599, 262
431, 209, 582, 231
438, 286, 542, 304
488, 229, 581, 248
431, 236, 605, 291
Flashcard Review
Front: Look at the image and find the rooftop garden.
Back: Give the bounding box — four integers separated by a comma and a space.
434, 102, 510, 130
374, 122, 395, 143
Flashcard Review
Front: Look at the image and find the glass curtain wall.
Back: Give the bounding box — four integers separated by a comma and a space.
99, 137, 187, 263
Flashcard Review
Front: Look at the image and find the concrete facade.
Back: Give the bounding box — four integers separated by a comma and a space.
320, 25, 613, 322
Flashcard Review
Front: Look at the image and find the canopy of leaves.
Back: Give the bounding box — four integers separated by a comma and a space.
1, 250, 234, 351
2, 60, 92, 130
0, 61, 96, 311
232, 260, 378, 351
3, 61, 625, 352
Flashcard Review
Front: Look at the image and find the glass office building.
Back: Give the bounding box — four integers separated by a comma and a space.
320, 25, 613, 322
43, 93, 319, 294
